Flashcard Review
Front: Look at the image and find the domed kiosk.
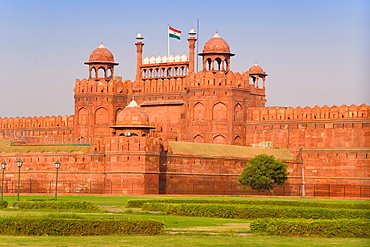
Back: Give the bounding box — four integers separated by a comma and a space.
111, 100, 154, 137
199, 33, 235, 72
84, 43, 119, 79
248, 62, 268, 88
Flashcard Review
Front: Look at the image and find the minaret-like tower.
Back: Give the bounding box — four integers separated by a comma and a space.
135, 32, 144, 82
187, 28, 197, 73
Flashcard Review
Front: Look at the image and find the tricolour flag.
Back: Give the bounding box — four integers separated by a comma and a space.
168, 26, 181, 40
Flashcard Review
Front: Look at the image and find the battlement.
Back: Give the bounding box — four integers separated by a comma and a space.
247, 104, 370, 122
135, 76, 188, 94
92, 136, 163, 153
0, 115, 74, 130
74, 78, 130, 95
189, 71, 266, 91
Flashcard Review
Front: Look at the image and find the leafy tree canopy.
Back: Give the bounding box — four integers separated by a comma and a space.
237, 154, 289, 194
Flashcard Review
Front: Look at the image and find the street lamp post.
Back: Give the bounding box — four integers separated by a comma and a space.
54, 160, 61, 201
16, 159, 23, 201
1, 161, 7, 200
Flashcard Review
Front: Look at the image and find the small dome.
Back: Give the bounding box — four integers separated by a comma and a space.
116, 100, 150, 126
136, 32, 143, 39
175, 54, 181, 62
143, 56, 150, 64
88, 43, 115, 62
202, 33, 230, 53
156, 55, 162, 63
188, 28, 196, 37
249, 63, 264, 73
168, 54, 175, 62
149, 55, 156, 64
162, 54, 168, 63
181, 53, 188, 61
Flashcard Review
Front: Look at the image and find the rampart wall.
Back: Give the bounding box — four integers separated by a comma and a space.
0, 115, 74, 142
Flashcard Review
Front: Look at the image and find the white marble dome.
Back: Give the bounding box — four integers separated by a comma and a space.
168, 54, 175, 62
162, 54, 168, 63
181, 53, 188, 61
175, 54, 181, 62
156, 55, 162, 63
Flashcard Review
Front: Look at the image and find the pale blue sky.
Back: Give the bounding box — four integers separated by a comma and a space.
0, 0, 369, 117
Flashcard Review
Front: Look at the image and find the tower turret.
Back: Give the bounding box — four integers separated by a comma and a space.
84, 43, 119, 79
187, 28, 197, 73
135, 32, 144, 82
199, 33, 234, 72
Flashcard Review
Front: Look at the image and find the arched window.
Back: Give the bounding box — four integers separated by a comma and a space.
91, 67, 97, 78
78, 107, 88, 124
213, 102, 227, 120
97, 67, 105, 78
107, 68, 112, 78
193, 135, 204, 143
115, 108, 122, 123
234, 104, 242, 121
213, 134, 227, 144
206, 58, 212, 70
234, 136, 242, 145
95, 107, 109, 124
193, 102, 205, 120
215, 58, 222, 70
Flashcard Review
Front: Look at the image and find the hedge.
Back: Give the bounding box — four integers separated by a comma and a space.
126, 199, 370, 210
15, 200, 99, 211
0, 216, 165, 236
142, 203, 370, 220
251, 218, 370, 238
0, 200, 7, 208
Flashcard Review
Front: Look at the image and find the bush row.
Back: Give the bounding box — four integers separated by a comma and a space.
0, 200, 7, 208
0, 216, 165, 236
251, 218, 370, 238
15, 200, 99, 211
142, 203, 370, 220
127, 199, 370, 210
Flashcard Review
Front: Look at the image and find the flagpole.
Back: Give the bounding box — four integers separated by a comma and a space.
196, 19, 199, 73
168, 25, 170, 56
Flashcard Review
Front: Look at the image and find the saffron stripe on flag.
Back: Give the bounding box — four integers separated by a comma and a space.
169, 26, 181, 33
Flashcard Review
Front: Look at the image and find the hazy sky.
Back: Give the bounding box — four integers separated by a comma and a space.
1, 0, 369, 118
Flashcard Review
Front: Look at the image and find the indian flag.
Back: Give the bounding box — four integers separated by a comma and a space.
168, 26, 181, 40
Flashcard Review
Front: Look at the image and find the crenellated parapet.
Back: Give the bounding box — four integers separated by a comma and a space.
74, 77, 130, 95
92, 136, 163, 153
134, 76, 188, 94
247, 104, 370, 122
189, 70, 265, 91
0, 115, 74, 130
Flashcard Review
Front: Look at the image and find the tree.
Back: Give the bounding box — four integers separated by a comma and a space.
237, 154, 289, 194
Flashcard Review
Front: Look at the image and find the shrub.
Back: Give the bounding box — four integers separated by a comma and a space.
0, 200, 8, 208
251, 218, 370, 238
15, 199, 99, 211
142, 203, 370, 220
0, 216, 165, 236
126, 199, 370, 210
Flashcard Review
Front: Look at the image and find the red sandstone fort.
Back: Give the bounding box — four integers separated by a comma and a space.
0, 29, 369, 197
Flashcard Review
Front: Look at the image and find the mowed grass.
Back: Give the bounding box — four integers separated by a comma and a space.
0, 235, 368, 247
0, 139, 89, 153
0, 195, 369, 246
4, 195, 368, 207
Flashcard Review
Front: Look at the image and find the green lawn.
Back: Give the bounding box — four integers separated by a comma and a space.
0, 139, 89, 153
0, 195, 369, 247
0, 235, 368, 247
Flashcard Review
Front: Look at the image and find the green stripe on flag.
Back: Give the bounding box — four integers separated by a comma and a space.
169, 33, 180, 40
